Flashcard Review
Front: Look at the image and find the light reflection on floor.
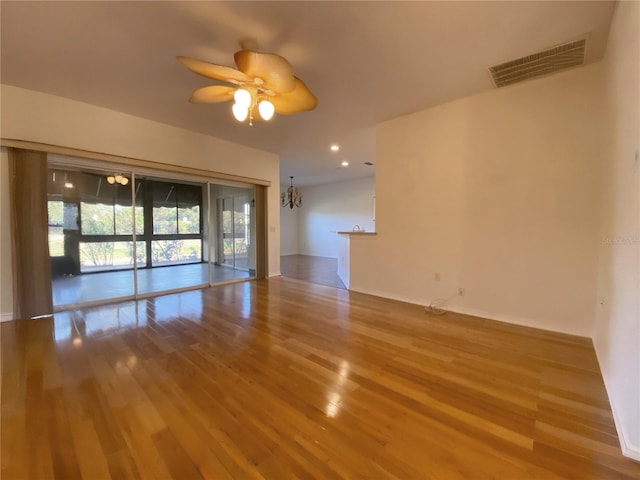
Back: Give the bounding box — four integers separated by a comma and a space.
144, 290, 204, 323
52, 290, 204, 344
240, 282, 252, 320
52, 263, 250, 309
325, 359, 350, 418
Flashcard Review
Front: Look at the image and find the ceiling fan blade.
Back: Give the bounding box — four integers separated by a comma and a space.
234, 50, 296, 94
270, 77, 318, 115
189, 85, 235, 104
177, 56, 249, 84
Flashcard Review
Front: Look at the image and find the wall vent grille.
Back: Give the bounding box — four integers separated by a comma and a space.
489, 38, 587, 88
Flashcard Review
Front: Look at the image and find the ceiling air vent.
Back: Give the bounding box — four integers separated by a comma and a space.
489, 38, 587, 88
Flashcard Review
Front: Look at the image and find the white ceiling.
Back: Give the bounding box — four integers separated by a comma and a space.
1, 1, 615, 186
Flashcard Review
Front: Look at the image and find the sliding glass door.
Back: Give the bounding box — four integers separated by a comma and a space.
48, 168, 137, 308
136, 176, 208, 296
209, 184, 256, 283
48, 163, 261, 311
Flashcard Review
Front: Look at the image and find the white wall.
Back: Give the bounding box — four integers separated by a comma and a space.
280, 204, 299, 255
350, 63, 604, 337
298, 176, 375, 258
594, 1, 640, 460
0, 148, 14, 321
0, 85, 282, 319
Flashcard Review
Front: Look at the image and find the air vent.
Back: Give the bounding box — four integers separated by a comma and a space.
489, 38, 587, 88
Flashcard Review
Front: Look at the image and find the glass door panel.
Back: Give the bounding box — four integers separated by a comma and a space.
135, 176, 208, 296
48, 163, 262, 312
48, 168, 136, 309
209, 184, 256, 284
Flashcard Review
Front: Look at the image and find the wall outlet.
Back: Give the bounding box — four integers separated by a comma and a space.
434, 272, 441, 281
458, 287, 465, 297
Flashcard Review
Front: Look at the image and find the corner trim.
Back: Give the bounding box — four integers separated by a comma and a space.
594, 342, 640, 461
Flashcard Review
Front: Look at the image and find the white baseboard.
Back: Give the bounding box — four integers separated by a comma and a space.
445, 304, 589, 338
612, 404, 640, 461
348, 285, 589, 337
269, 272, 282, 277
593, 342, 640, 462
0, 312, 14, 322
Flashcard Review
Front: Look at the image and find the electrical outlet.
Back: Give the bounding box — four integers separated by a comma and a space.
434, 272, 441, 281
458, 287, 465, 297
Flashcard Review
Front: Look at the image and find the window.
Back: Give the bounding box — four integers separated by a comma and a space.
80, 179, 144, 237
47, 200, 64, 257
152, 182, 201, 235
79, 241, 146, 272
48, 170, 206, 274
150, 181, 203, 266
151, 239, 201, 266
178, 205, 200, 234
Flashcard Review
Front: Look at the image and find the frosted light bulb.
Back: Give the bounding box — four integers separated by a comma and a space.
120, 177, 129, 186
232, 103, 249, 122
115, 175, 123, 183
233, 89, 251, 108
107, 176, 116, 184
258, 99, 275, 121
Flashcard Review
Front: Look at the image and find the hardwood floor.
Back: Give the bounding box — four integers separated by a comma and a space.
2, 277, 638, 479
52, 263, 251, 309
281, 254, 346, 289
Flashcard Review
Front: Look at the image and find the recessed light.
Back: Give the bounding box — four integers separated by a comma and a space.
341, 161, 349, 167
330, 144, 340, 152
64, 182, 74, 189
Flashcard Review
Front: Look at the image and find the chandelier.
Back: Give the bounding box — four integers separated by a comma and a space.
281, 176, 302, 209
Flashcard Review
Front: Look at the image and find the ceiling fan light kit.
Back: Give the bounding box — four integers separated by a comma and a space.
107, 174, 129, 186
178, 49, 317, 126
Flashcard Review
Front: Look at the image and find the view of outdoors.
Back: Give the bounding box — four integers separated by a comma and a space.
152, 203, 201, 266
47, 200, 65, 257
79, 201, 145, 271
48, 167, 258, 309
221, 201, 251, 269
48, 172, 204, 273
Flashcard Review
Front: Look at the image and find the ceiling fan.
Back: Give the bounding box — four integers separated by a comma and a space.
177, 49, 318, 125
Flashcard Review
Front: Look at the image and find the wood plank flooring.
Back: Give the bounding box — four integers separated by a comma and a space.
281, 254, 346, 289
2, 277, 639, 479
